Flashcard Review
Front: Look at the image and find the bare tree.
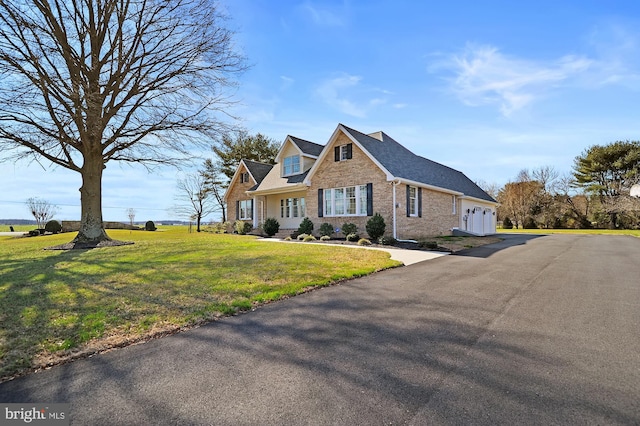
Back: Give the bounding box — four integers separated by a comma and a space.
126, 208, 136, 227
201, 159, 227, 222
0, 0, 245, 247
474, 179, 500, 200
26, 197, 58, 229
174, 173, 219, 232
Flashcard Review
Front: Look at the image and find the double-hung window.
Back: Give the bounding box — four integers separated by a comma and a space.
280, 197, 305, 218
409, 187, 418, 217
323, 184, 369, 217
238, 199, 252, 220
283, 155, 301, 176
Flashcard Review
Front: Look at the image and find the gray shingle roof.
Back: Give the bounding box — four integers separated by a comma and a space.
340, 124, 496, 203
243, 159, 273, 186
289, 136, 324, 157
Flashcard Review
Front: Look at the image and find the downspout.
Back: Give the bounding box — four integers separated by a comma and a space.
392, 179, 418, 243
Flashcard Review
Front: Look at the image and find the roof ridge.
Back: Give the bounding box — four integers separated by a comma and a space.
288, 135, 324, 147
242, 158, 273, 166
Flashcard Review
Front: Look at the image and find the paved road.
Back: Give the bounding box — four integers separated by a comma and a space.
1, 234, 639, 425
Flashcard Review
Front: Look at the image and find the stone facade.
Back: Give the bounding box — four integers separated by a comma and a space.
226, 162, 256, 225
307, 132, 394, 237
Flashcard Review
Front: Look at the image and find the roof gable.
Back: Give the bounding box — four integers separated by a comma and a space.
275, 135, 322, 163
312, 124, 496, 203
242, 159, 273, 186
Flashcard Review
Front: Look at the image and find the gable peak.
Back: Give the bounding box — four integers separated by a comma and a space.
367, 131, 384, 141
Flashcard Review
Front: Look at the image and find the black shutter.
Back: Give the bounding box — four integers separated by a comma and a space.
346, 143, 353, 159
366, 183, 373, 216
418, 188, 422, 218
406, 185, 411, 217
249, 199, 254, 219
334, 146, 340, 162
318, 189, 324, 217
236, 201, 240, 220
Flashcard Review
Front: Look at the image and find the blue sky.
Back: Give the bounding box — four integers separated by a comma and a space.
1, 0, 639, 222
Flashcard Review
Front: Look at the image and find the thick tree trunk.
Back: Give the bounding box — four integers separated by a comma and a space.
73, 156, 111, 244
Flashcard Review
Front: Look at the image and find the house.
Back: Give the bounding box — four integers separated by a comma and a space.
223, 124, 498, 239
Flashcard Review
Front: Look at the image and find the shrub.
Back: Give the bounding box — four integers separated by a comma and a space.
419, 240, 438, 250
357, 238, 371, 246
234, 220, 252, 235
523, 217, 537, 229
297, 217, 314, 235
320, 235, 331, 241
341, 222, 357, 237
346, 233, 360, 242
302, 235, 316, 242
502, 217, 513, 229
206, 221, 229, 234
284, 236, 292, 241
262, 217, 280, 237
319, 223, 334, 237
297, 233, 309, 241
28, 229, 40, 237
44, 220, 62, 234
378, 236, 397, 246
145, 220, 157, 231
366, 213, 386, 240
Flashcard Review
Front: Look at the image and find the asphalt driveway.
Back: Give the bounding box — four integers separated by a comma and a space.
1, 234, 639, 425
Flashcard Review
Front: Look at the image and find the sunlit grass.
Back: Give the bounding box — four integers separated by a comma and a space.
0, 227, 400, 379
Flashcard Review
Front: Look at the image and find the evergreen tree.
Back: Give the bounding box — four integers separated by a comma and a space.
213, 130, 280, 181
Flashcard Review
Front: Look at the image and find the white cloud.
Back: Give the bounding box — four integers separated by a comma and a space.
315, 74, 367, 117
434, 44, 592, 116
299, 1, 346, 27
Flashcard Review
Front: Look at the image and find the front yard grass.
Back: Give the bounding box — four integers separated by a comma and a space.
0, 227, 400, 381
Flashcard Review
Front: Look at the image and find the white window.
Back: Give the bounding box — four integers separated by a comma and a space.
409, 187, 418, 217
452, 195, 457, 215
283, 155, 301, 176
340, 145, 349, 161
239, 200, 252, 220
324, 185, 368, 217
240, 172, 249, 183
280, 197, 305, 218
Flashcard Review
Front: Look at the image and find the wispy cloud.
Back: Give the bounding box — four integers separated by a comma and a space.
315, 74, 393, 118
434, 44, 592, 116
299, 1, 346, 27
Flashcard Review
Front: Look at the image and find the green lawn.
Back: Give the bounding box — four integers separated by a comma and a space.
0, 227, 400, 380
497, 228, 640, 237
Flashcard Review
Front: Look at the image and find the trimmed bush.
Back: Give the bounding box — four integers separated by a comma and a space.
320, 235, 331, 241
502, 217, 513, 229
378, 236, 397, 246
297, 233, 309, 241
346, 233, 360, 242
44, 220, 62, 234
284, 236, 292, 241
297, 217, 314, 235
262, 217, 280, 237
234, 220, 252, 235
302, 235, 316, 242
357, 238, 372, 246
419, 241, 438, 250
145, 220, 157, 231
366, 213, 386, 240
341, 222, 357, 237
319, 223, 334, 237
28, 229, 40, 237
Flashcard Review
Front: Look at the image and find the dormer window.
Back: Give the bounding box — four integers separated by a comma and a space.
283, 155, 300, 176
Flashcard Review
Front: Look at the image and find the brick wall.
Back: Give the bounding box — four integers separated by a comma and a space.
226, 163, 255, 224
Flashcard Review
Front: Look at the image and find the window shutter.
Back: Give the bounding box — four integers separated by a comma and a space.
346, 143, 353, 159
406, 185, 411, 217
249, 199, 254, 219
418, 188, 422, 218
366, 183, 373, 216
318, 189, 324, 217
236, 201, 240, 220
334, 146, 340, 162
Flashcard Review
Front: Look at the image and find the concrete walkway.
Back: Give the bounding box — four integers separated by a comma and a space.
257, 237, 448, 265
